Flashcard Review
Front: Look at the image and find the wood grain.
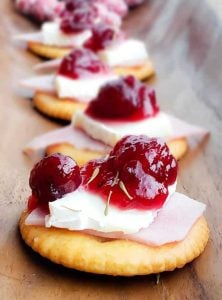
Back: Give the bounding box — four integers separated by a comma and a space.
0, 0, 222, 299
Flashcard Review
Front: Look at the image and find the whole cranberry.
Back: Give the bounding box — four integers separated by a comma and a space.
29, 153, 81, 205
111, 135, 178, 185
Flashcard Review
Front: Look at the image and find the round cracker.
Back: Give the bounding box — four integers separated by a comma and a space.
19, 212, 209, 276
45, 138, 188, 166
28, 42, 71, 59
33, 92, 87, 121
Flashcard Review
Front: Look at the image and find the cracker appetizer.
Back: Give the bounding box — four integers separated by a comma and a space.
24, 76, 208, 163
20, 49, 118, 121
20, 136, 209, 276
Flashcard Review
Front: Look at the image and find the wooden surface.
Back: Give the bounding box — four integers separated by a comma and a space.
0, 0, 222, 299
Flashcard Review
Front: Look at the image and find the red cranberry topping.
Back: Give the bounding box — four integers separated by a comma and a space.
29, 153, 81, 209
60, 4, 97, 34
27, 194, 49, 213
81, 136, 177, 210
84, 23, 116, 52
63, 0, 86, 13
86, 76, 159, 121
27, 195, 38, 213
58, 49, 109, 79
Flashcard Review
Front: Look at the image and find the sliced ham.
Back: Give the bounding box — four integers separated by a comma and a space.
168, 115, 208, 140
13, 32, 43, 43
25, 207, 46, 226
128, 192, 205, 246
25, 192, 206, 247
13, 30, 84, 48
34, 58, 62, 71
20, 75, 55, 94
23, 125, 111, 162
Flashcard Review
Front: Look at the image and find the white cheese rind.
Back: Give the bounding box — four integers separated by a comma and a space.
99, 39, 149, 67
73, 110, 173, 146
42, 22, 92, 47
45, 183, 176, 234
55, 74, 119, 101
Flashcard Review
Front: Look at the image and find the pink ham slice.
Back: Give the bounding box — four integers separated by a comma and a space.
25, 207, 46, 226
24, 125, 111, 162
25, 192, 206, 247
13, 31, 88, 48
34, 58, 62, 71
168, 115, 208, 140
14, 32, 43, 43
127, 192, 205, 246
20, 74, 55, 96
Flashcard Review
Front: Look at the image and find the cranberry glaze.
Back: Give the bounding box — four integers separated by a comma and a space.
86, 76, 159, 121
28, 137, 177, 212
58, 49, 109, 79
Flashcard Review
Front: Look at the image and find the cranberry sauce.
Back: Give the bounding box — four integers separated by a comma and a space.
81, 135, 177, 210
28, 137, 177, 212
60, 1, 97, 34
29, 153, 81, 212
84, 23, 117, 52
86, 76, 159, 121
58, 49, 109, 79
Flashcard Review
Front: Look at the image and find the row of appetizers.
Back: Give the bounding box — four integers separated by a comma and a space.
15, 0, 209, 277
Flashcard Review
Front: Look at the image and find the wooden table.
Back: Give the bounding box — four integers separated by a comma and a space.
0, 0, 221, 299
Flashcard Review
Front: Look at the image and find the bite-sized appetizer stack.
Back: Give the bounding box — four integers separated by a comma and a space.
15, 0, 151, 69
20, 136, 209, 276
23, 76, 208, 164
21, 49, 118, 120
20, 48, 154, 120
